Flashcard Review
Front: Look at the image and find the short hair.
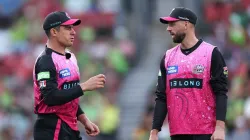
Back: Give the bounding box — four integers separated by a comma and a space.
45, 26, 61, 38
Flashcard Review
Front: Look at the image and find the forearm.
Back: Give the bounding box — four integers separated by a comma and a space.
152, 100, 167, 131
216, 93, 227, 121
42, 85, 84, 106
77, 105, 84, 119
78, 113, 89, 125
216, 120, 225, 129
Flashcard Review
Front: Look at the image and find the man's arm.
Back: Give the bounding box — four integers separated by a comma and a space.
77, 105, 84, 119
151, 55, 168, 134
36, 55, 84, 106
210, 47, 228, 128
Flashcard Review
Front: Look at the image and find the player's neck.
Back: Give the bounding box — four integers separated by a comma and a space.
181, 33, 198, 50
47, 40, 66, 55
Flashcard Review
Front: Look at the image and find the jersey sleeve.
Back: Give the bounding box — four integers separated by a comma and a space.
76, 105, 84, 117
210, 47, 228, 121
152, 55, 168, 131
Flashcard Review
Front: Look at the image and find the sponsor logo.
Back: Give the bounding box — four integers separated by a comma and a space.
158, 70, 162, 76
167, 66, 178, 75
223, 66, 228, 77
37, 72, 50, 80
59, 68, 71, 78
169, 78, 203, 89
50, 21, 61, 26
62, 80, 79, 89
39, 80, 46, 89
192, 65, 205, 74
178, 16, 189, 20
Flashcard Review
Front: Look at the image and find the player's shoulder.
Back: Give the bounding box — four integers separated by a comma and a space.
201, 41, 217, 50
165, 44, 179, 56
35, 49, 54, 67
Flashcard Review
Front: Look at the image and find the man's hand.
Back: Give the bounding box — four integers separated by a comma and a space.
84, 121, 100, 137
80, 74, 106, 91
211, 121, 226, 140
78, 114, 100, 137
149, 129, 159, 140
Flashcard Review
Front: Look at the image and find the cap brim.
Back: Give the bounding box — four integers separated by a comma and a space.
61, 19, 81, 26
160, 17, 180, 24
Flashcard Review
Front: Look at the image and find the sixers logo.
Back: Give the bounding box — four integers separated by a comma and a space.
192, 64, 205, 74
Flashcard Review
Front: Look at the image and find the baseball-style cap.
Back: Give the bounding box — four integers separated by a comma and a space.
160, 7, 197, 25
43, 11, 81, 30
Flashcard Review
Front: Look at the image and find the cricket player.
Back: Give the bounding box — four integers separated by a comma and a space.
149, 7, 228, 140
33, 11, 106, 140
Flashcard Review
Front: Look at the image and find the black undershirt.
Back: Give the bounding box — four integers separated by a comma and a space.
152, 39, 228, 131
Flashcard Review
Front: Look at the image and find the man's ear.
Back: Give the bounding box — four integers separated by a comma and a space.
185, 21, 188, 30
50, 28, 58, 37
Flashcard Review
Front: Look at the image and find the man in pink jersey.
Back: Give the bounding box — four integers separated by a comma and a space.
149, 7, 228, 140
33, 11, 106, 140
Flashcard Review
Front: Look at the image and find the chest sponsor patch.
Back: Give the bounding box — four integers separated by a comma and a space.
170, 78, 203, 89
59, 68, 71, 78
167, 66, 178, 75
62, 80, 80, 89
192, 64, 205, 74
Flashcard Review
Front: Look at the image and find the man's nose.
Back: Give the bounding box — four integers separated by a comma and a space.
71, 28, 76, 35
166, 26, 171, 32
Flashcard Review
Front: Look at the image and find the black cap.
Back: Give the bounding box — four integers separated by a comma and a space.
160, 7, 197, 25
43, 11, 81, 30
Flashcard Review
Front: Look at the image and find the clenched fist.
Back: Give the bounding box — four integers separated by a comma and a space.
80, 74, 106, 91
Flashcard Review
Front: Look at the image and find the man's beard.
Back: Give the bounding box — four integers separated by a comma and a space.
173, 32, 186, 43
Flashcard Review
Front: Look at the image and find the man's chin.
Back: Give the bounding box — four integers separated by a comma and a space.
66, 43, 73, 47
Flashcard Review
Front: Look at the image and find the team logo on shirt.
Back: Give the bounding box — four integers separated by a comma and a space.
192, 64, 205, 74
59, 68, 71, 78
39, 80, 46, 89
167, 66, 178, 75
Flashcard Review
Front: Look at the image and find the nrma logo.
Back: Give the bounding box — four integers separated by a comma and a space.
167, 66, 178, 75
59, 68, 71, 78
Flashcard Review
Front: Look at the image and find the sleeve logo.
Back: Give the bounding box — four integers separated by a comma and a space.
223, 67, 228, 77
39, 80, 46, 89
37, 72, 50, 80
158, 70, 162, 76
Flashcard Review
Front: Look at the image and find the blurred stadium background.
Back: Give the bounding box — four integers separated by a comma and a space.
0, 0, 250, 140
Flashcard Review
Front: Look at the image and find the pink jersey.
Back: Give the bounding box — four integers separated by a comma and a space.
33, 48, 80, 131
165, 42, 216, 135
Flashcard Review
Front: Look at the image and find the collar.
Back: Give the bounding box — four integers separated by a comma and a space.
45, 46, 71, 59
181, 39, 203, 55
